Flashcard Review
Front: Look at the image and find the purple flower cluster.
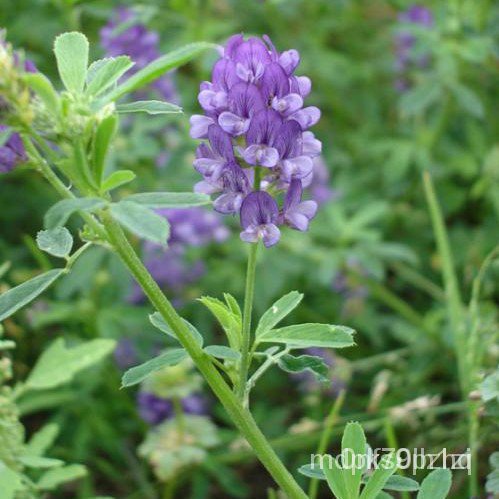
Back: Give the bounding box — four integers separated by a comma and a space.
190, 34, 322, 247
0, 125, 27, 173
100, 7, 176, 101
137, 392, 208, 425
0, 36, 35, 173
394, 5, 433, 91
129, 208, 228, 302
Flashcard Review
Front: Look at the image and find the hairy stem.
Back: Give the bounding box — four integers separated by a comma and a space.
100, 211, 307, 499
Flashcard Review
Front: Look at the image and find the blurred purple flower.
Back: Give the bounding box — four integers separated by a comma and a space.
100, 6, 177, 101
394, 5, 433, 91
181, 393, 209, 415
129, 208, 228, 303
0, 125, 27, 173
137, 392, 208, 425
114, 338, 139, 370
302, 157, 338, 205
160, 208, 230, 247
137, 391, 173, 425
191, 34, 321, 247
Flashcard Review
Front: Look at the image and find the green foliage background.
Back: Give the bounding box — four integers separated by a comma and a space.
0, 0, 497, 497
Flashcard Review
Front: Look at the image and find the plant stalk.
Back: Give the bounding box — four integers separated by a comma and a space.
100, 211, 307, 499
237, 242, 259, 401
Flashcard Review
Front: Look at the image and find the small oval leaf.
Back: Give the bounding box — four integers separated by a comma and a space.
110, 201, 169, 245
125, 192, 211, 208
0, 269, 65, 322
121, 349, 188, 387
36, 227, 73, 258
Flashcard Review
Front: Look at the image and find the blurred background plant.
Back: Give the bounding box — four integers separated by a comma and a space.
0, 0, 497, 497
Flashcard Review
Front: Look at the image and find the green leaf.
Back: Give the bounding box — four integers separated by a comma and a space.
0, 462, 23, 499
381, 475, 419, 492
297, 464, 326, 480
256, 291, 304, 337
86, 56, 134, 97
399, 80, 441, 117
486, 469, 499, 494
149, 312, 203, 346
44, 198, 106, 229
359, 453, 397, 499
277, 354, 329, 383
53, 32, 89, 94
38, 464, 87, 491
204, 345, 241, 361
24, 73, 60, 115
490, 451, 499, 469
258, 323, 355, 349
450, 83, 484, 119
224, 293, 242, 322
26, 338, 116, 390
110, 201, 169, 245
92, 114, 118, 184
0, 269, 65, 322
341, 422, 367, 498
19, 455, 64, 468
121, 348, 188, 387
36, 227, 73, 258
103, 42, 214, 102
125, 192, 211, 208
117, 100, 182, 115
416, 469, 452, 499
324, 457, 349, 499
481, 368, 499, 402
101, 170, 136, 192
198, 296, 242, 350
25, 423, 59, 456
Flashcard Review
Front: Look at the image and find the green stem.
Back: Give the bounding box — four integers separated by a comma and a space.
466, 244, 498, 498
422, 171, 465, 393
467, 244, 499, 380
237, 242, 259, 402
468, 401, 480, 498
384, 418, 409, 499
245, 347, 290, 403
100, 211, 307, 499
308, 390, 345, 499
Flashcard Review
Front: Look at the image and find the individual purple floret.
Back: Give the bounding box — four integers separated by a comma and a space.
137, 392, 208, 425
100, 6, 176, 101
0, 125, 27, 173
282, 179, 317, 231
190, 34, 321, 247
394, 5, 433, 91
240, 191, 280, 248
